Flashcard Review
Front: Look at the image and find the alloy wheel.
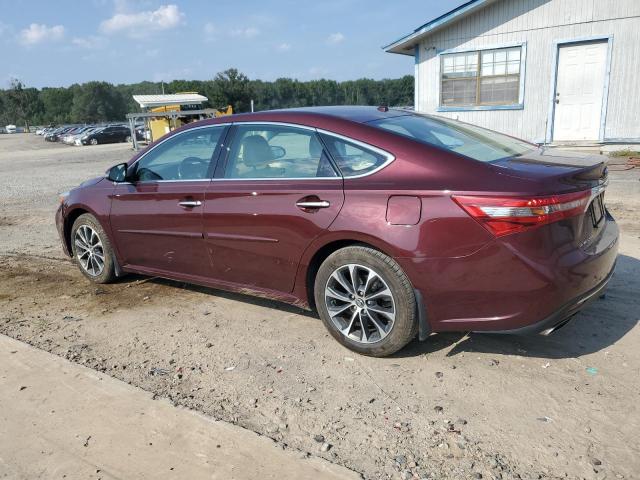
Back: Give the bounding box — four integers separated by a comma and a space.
74, 225, 105, 276
324, 264, 396, 344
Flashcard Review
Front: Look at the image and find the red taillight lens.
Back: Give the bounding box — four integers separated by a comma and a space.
452, 190, 591, 237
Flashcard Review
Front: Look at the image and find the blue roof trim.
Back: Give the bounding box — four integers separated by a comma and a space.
383, 0, 491, 53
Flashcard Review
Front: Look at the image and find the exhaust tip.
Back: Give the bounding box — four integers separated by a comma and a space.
540, 316, 574, 336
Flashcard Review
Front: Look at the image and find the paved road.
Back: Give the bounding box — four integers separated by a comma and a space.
0, 334, 360, 480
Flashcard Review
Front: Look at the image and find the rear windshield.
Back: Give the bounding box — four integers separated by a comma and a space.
369, 114, 534, 162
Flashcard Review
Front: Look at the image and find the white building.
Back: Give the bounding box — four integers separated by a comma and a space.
384, 0, 640, 145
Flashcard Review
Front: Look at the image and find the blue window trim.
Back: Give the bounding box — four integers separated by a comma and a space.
414, 44, 420, 109
545, 35, 613, 144
436, 41, 527, 112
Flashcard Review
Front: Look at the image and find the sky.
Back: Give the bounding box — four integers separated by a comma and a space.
0, 0, 466, 88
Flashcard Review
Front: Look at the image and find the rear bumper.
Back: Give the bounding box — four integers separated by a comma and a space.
398, 213, 619, 333
484, 260, 615, 335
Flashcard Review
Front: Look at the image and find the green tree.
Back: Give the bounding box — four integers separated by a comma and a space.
0, 71, 415, 124
206, 68, 252, 112
40, 87, 74, 124
4, 79, 43, 129
70, 81, 126, 122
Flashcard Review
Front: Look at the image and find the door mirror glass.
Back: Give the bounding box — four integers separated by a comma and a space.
270, 145, 286, 159
107, 163, 128, 182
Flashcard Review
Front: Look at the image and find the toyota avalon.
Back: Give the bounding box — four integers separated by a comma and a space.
56, 107, 618, 356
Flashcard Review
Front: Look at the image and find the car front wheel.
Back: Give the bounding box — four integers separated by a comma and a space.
314, 246, 417, 357
70, 213, 116, 283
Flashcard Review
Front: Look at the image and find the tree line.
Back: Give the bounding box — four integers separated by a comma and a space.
0, 69, 414, 127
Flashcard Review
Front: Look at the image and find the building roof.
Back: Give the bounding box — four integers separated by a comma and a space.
383, 0, 497, 55
132, 93, 208, 109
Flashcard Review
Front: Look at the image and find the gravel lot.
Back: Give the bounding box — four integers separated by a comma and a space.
1, 133, 639, 480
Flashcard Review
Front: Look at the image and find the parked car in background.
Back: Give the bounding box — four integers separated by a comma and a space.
73, 127, 102, 146
56, 106, 618, 356
39, 127, 56, 136
45, 126, 75, 142
81, 125, 131, 145
135, 125, 148, 141
62, 126, 95, 145
5, 125, 17, 134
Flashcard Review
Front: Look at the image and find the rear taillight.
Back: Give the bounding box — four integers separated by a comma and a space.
452, 190, 591, 237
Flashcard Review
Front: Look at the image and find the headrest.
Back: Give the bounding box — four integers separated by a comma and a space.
241, 135, 273, 168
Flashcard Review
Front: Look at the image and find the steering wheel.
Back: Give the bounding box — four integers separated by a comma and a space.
178, 157, 208, 179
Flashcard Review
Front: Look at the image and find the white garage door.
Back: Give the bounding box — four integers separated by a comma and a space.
553, 41, 608, 142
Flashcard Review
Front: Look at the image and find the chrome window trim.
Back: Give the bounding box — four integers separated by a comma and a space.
209, 177, 342, 182
128, 123, 228, 169
112, 179, 214, 185
217, 121, 340, 181
316, 128, 396, 179
110, 120, 395, 184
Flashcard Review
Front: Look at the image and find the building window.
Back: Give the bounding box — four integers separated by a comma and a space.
440, 47, 522, 107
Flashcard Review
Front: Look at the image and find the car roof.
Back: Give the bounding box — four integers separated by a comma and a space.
267, 106, 411, 123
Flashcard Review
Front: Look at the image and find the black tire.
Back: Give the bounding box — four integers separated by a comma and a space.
70, 213, 117, 284
314, 246, 417, 357
124, 135, 131, 143
90, 138, 98, 145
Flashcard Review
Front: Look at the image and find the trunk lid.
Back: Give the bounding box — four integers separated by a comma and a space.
490, 147, 608, 193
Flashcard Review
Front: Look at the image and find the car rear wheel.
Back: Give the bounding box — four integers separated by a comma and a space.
70, 213, 116, 284
124, 135, 131, 143
314, 246, 417, 357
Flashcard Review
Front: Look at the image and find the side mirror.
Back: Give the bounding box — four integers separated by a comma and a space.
270, 145, 286, 160
106, 163, 129, 182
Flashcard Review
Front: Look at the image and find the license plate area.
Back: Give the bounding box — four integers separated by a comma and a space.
589, 193, 606, 228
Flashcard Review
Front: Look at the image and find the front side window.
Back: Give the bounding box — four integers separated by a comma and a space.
441, 46, 522, 107
370, 114, 534, 163
224, 124, 338, 179
134, 126, 224, 181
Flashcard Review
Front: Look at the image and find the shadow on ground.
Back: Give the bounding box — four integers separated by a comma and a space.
396, 253, 639, 360
114, 254, 638, 361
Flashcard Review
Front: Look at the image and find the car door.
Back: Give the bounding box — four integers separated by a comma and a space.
203, 123, 344, 293
110, 125, 227, 278
98, 127, 113, 143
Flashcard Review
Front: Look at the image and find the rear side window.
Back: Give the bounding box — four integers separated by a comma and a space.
224, 124, 338, 179
319, 133, 390, 177
369, 114, 533, 162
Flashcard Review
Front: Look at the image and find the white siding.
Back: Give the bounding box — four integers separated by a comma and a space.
415, 0, 640, 142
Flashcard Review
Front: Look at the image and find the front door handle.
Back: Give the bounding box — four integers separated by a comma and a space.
179, 200, 202, 208
296, 200, 330, 209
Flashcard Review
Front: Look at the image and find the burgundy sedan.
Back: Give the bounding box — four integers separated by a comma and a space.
56, 107, 618, 356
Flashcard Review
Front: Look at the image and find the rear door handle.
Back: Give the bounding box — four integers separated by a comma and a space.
296, 200, 330, 209
179, 200, 202, 208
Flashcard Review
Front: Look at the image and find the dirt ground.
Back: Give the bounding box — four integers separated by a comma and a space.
1, 134, 639, 480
